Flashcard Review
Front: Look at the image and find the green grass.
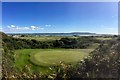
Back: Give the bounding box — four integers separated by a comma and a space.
14, 49, 93, 74
30, 49, 93, 66
19, 36, 78, 41
96, 37, 112, 40
14, 49, 50, 74
87, 43, 100, 49
18, 36, 112, 41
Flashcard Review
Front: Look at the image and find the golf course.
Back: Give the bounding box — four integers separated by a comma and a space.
14, 49, 94, 74
2, 2, 119, 78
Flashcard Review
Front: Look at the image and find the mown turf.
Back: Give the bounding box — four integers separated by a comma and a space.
14, 49, 51, 74
30, 49, 93, 66
14, 49, 93, 74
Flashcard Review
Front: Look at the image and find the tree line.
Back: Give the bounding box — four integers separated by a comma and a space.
2, 32, 101, 50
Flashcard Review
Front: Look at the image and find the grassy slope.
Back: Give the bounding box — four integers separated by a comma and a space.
14, 49, 93, 74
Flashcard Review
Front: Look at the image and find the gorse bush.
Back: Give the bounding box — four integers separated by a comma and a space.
49, 38, 120, 79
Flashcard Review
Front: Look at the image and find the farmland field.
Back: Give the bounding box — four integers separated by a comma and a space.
14, 49, 94, 74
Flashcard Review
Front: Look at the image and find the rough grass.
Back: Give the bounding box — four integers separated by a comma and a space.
14, 49, 93, 74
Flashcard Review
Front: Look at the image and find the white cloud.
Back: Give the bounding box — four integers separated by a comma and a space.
7, 25, 16, 29
24, 27, 30, 30
16, 27, 30, 30
45, 24, 51, 27
11, 25, 15, 28
7, 26, 11, 28
7, 25, 17, 30
30, 26, 44, 30
30, 26, 38, 30
5, 25, 44, 31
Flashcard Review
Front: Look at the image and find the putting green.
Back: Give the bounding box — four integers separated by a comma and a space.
14, 49, 94, 74
29, 49, 93, 66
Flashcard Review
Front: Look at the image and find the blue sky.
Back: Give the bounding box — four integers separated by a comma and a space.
2, 2, 118, 34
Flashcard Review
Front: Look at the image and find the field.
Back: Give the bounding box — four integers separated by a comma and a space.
18, 36, 78, 41
96, 37, 112, 40
14, 49, 93, 74
18, 36, 112, 41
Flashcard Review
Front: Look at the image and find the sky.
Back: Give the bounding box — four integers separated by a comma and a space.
2, 2, 118, 34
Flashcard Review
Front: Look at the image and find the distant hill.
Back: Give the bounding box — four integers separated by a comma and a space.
71, 32, 96, 34
6, 32, 103, 36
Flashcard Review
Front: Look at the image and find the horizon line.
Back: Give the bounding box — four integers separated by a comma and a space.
3, 32, 118, 35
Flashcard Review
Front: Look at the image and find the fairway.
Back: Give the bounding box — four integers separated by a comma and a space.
14, 49, 93, 74
96, 37, 112, 40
